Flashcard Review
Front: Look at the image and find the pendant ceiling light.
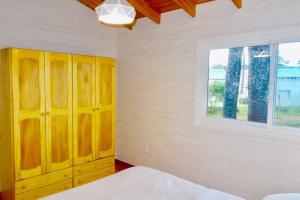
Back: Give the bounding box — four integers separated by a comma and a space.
95, 0, 136, 25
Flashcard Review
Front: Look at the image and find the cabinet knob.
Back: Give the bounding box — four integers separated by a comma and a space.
22, 185, 26, 189
41, 112, 45, 116
46, 111, 50, 115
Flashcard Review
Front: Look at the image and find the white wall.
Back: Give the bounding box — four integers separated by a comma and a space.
0, 0, 117, 56
116, 0, 300, 199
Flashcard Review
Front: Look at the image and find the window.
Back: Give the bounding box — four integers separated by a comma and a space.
275, 43, 300, 128
208, 45, 271, 123
206, 42, 300, 129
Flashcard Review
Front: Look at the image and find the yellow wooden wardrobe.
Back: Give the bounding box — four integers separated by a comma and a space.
0, 48, 115, 200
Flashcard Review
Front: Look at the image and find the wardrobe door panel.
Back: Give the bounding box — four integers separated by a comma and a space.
50, 115, 69, 163
77, 62, 94, 107
95, 58, 115, 159
73, 55, 96, 165
96, 111, 114, 158
45, 52, 73, 172
99, 61, 113, 105
12, 49, 46, 181
20, 119, 41, 171
19, 59, 40, 110
77, 114, 93, 157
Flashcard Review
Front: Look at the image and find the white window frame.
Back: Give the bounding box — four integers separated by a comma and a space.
194, 27, 300, 136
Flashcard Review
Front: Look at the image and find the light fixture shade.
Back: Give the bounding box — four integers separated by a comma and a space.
95, 0, 136, 25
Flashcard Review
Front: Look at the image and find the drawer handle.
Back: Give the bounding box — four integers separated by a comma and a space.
78, 170, 82, 173
64, 186, 69, 189
22, 185, 26, 189
63, 174, 69, 178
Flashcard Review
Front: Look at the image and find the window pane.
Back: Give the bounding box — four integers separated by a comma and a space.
207, 45, 271, 123
275, 42, 300, 128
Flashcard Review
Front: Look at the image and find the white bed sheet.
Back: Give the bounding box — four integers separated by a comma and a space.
42, 166, 245, 200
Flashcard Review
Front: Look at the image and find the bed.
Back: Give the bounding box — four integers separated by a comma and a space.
42, 166, 245, 200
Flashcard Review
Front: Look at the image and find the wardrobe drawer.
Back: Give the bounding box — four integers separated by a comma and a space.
73, 156, 115, 176
15, 167, 73, 194
74, 166, 115, 187
15, 179, 72, 200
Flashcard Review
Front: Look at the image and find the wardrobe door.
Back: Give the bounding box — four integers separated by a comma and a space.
95, 57, 115, 159
12, 49, 46, 180
45, 52, 73, 172
73, 55, 96, 165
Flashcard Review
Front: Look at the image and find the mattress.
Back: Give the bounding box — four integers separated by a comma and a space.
42, 166, 245, 200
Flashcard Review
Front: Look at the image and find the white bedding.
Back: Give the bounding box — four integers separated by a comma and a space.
43, 166, 245, 200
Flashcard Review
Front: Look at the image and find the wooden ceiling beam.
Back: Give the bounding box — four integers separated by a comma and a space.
127, 0, 161, 24
196, 0, 214, 3
172, 0, 196, 17
231, 0, 242, 9
78, 0, 102, 10
77, 0, 216, 28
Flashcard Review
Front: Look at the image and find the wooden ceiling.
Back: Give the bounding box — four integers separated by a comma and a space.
78, 0, 242, 27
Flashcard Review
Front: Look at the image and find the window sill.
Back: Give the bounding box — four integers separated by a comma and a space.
195, 116, 300, 137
